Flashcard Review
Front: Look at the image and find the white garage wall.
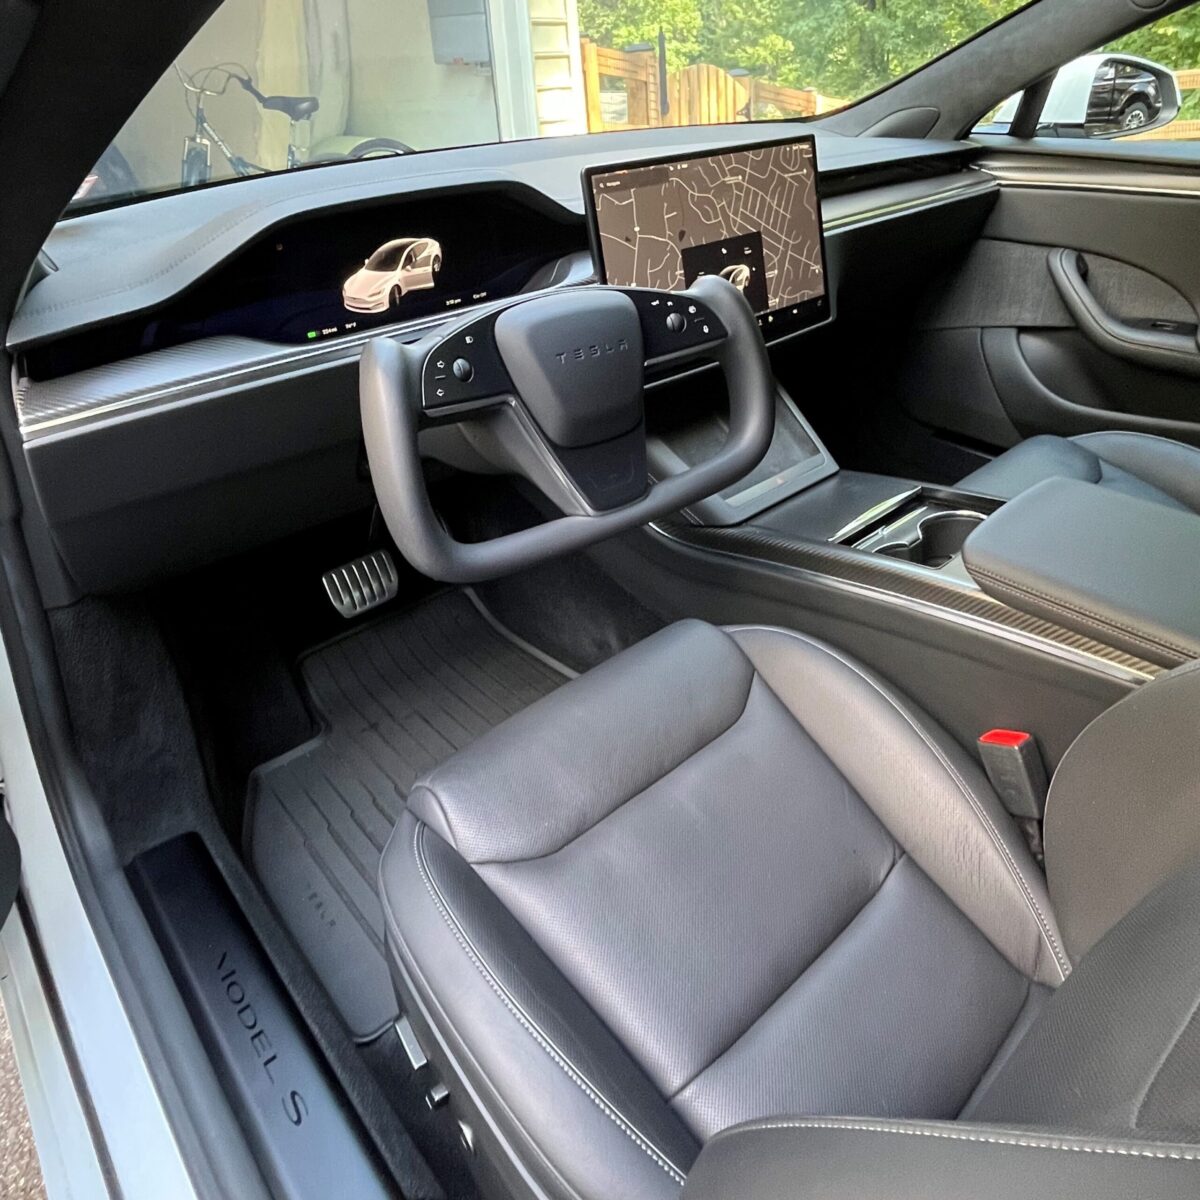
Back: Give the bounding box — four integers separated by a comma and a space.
342, 0, 501, 147
106, 0, 586, 197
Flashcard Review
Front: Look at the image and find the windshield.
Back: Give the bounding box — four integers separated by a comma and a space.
72, 0, 1032, 211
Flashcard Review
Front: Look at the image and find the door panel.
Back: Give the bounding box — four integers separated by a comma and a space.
899, 153, 1200, 450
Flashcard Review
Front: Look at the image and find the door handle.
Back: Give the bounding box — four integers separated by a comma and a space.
1047, 247, 1200, 377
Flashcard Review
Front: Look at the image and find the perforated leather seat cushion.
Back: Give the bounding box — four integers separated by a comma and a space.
380, 620, 1065, 1200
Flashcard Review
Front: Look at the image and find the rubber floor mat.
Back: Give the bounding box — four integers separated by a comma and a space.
246, 590, 571, 1040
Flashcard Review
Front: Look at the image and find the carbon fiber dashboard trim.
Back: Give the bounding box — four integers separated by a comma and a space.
658, 522, 1162, 681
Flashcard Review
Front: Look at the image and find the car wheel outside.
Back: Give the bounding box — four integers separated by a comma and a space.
1122, 101, 1151, 130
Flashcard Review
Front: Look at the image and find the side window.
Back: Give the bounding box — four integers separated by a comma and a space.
974, 5, 1200, 142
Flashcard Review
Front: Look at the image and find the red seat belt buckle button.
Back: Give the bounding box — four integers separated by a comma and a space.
977, 729, 1048, 820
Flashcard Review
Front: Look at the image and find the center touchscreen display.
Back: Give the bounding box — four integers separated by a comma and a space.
584, 136, 828, 337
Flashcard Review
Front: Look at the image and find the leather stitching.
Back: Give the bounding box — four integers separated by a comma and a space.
968, 565, 1193, 661
728, 626, 1070, 982
718, 1118, 1200, 1160
406, 823, 689, 1187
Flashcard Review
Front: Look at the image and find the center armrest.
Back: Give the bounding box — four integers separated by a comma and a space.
961, 477, 1200, 668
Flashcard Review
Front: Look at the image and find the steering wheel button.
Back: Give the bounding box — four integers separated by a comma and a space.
666, 312, 687, 333
452, 358, 474, 382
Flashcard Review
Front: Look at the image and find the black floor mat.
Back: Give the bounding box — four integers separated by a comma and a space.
245, 590, 572, 1040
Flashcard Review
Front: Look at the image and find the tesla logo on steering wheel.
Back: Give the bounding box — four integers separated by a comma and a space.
553, 338, 629, 365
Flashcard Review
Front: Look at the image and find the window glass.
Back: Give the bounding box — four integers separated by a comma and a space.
1105, 4, 1200, 139
75, 0, 1033, 211
974, 3, 1200, 141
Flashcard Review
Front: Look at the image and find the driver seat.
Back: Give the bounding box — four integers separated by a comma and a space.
379, 619, 1200, 1198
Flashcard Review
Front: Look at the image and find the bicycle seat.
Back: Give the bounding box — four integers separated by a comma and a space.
262, 94, 319, 121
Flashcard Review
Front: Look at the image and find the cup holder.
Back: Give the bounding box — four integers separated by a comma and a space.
875, 510, 985, 569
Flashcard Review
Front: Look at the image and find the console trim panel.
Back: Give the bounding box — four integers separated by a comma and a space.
655, 521, 1160, 683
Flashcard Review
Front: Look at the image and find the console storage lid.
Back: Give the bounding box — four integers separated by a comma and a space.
961, 478, 1200, 668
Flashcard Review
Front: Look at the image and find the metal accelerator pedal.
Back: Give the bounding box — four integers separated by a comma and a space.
321, 549, 399, 618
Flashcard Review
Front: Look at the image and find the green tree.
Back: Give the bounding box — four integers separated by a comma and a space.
578, 0, 1034, 99
1107, 7, 1200, 69
577, 0, 704, 69
776, 0, 1021, 96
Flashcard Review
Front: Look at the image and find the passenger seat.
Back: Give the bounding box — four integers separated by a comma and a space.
958, 431, 1200, 513
378, 618, 1200, 1199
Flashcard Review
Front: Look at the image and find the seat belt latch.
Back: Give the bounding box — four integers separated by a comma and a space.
977, 729, 1048, 820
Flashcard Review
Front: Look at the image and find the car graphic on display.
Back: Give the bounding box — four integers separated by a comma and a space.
342, 236, 442, 313
719, 262, 752, 291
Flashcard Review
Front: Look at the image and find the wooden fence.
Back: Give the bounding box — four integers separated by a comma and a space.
579, 40, 843, 133
579, 52, 1200, 142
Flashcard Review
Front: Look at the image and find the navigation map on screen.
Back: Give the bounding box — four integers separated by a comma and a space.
586, 138, 825, 321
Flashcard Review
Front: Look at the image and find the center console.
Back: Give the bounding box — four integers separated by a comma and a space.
643, 370, 1007, 591
619, 383, 1171, 773
578, 132, 1181, 772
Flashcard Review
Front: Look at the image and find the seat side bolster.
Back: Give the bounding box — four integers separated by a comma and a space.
681, 1117, 1200, 1200
727, 625, 1068, 987
379, 809, 697, 1200
957, 857, 1200, 1139
1045, 659, 1200, 962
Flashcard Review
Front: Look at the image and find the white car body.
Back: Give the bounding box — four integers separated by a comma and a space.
720, 263, 752, 291
342, 236, 442, 314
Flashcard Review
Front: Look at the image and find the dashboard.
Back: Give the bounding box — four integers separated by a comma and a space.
6, 123, 999, 598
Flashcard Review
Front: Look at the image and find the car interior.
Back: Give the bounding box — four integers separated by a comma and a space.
6, 0, 1200, 1197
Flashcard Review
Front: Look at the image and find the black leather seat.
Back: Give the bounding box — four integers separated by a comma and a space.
958, 431, 1200, 513
379, 620, 1200, 1199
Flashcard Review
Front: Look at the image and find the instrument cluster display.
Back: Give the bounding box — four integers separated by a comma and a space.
142, 191, 579, 347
